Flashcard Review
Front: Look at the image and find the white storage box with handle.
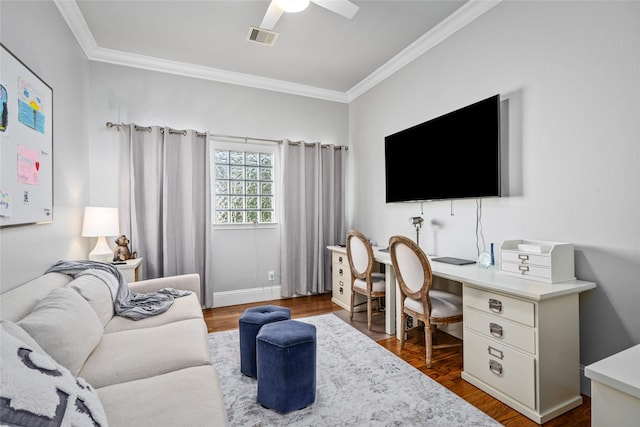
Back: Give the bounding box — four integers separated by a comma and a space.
500, 240, 575, 283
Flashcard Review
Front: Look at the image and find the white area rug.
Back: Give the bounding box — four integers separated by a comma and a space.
208, 313, 502, 426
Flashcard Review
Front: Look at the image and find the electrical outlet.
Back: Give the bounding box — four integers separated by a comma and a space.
268, 271, 275, 281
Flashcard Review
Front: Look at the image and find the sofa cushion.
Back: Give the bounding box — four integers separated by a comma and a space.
18, 288, 103, 376
0, 326, 108, 427
104, 292, 203, 333
0, 320, 46, 356
79, 318, 212, 388
67, 275, 115, 327
0, 273, 73, 322
97, 365, 228, 427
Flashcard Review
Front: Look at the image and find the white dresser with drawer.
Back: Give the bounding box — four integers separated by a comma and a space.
462, 282, 587, 424
331, 250, 352, 310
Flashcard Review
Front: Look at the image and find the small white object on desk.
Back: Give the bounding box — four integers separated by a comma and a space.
500, 239, 575, 283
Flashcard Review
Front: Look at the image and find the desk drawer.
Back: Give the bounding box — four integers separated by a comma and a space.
464, 307, 536, 354
464, 286, 535, 327
501, 250, 551, 267
464, 330, 536, 410
332, 273, 350, 305
502, 261, 551, 280
333, 251, 349, 268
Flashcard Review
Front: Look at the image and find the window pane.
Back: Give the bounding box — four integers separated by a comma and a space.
261, 182, 272, 195
231, 181, 244, 194
216, 196, 228, 210
216, 181, 229, 194
247, 182, 258, 195
230, 151, 244, 165
247, 211, 258, 223
231, 211, 244, 223
246, 167, 258, 180
216, 211, 229, 223
260, 168, 272, 181
261, 211, 272, 223
215, 165, 229, 179
230, 166, 244, 180
247, 196, 258, 209
261, 196, 273, 210
214, 150, 229, 164
246, 152, 259, 166
260, 154, 273, 167
231, 196, 244, 209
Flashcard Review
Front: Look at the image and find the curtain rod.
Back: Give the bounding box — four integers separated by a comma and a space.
105, 122, 348, 150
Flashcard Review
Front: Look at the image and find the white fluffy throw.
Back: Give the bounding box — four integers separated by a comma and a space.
0, 327, 108, 426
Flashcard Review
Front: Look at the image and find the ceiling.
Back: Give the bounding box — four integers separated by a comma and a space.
54, 0, 501, 102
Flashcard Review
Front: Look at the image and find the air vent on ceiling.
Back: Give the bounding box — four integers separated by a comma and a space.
247, 26, 279, 46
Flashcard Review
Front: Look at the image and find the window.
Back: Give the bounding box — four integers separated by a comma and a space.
212, 146, 275, 224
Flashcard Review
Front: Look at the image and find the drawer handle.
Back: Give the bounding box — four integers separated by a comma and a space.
518, 254, 529, 263
489, 360, 503, 376
339, 268, 344, 276
489, 322, 503, 338
518, 265, 529, 274
488, 346, 504, 360
339, 287, 343, 295
488, 298, 503, 313
338, 256, 343, 263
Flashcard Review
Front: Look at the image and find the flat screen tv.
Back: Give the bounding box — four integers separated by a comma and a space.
385, 94, 501, 203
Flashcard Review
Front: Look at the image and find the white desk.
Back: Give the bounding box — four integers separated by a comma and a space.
585, 344, 640, 427
328, 245, 596, 424
328, 245, 595, 336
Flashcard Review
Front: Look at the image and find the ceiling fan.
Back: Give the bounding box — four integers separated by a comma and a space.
259, 0, 359, 30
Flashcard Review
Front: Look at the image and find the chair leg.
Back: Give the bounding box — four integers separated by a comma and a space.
399, 311, 406, 350
425, 324, 433, 369
367, 296, 372, 331
350, 290, 355, 320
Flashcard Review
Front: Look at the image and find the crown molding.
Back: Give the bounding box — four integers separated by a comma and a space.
346, 0, 503, 102
54, 0, 502, 104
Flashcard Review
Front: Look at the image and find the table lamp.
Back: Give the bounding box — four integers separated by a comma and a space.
82, 206, 120, 263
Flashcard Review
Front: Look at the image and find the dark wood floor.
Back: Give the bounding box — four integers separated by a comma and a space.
203, 293, 591, 427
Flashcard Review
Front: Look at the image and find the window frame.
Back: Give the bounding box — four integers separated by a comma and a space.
210, 139, 280, 229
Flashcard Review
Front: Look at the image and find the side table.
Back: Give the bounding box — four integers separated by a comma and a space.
114, 257, 143, 282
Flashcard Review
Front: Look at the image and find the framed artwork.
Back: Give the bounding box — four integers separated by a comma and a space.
0, 43, 53, 227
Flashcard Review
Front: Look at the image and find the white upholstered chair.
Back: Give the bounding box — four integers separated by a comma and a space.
346, 230, 386, 331
388, 235, 463, 368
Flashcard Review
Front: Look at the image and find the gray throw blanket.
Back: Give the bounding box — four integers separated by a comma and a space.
46, 260, 191, 320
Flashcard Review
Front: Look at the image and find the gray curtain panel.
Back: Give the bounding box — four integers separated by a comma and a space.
280, 140, 347, 297
118, 124, 213, 307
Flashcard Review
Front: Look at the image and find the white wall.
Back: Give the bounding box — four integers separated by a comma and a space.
348, 1, 640, 369
87, 63, 348, 302
0, 1, 91, 291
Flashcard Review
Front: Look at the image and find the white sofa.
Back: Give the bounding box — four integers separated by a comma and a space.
0, 271, 228, 426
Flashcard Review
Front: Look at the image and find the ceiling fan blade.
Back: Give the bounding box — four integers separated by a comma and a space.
260, 1, 285, 30
311, 0, 359, 19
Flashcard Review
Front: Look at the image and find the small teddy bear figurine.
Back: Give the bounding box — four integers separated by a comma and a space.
113, 235, 138, 262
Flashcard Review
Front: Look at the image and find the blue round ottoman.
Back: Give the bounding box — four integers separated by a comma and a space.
239, 305, 291, 378
256, 320, 317, 414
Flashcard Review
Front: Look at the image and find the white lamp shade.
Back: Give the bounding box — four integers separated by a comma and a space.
82, 207, 120, 237
82, 207, 120, 263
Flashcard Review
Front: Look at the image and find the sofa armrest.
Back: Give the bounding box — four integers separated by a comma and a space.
128, 274, 201, 303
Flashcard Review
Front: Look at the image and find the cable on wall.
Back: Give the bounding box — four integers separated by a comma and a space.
475, 198, 486, 257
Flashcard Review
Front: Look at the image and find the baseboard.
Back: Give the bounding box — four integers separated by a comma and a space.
213, 286, 282, 307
